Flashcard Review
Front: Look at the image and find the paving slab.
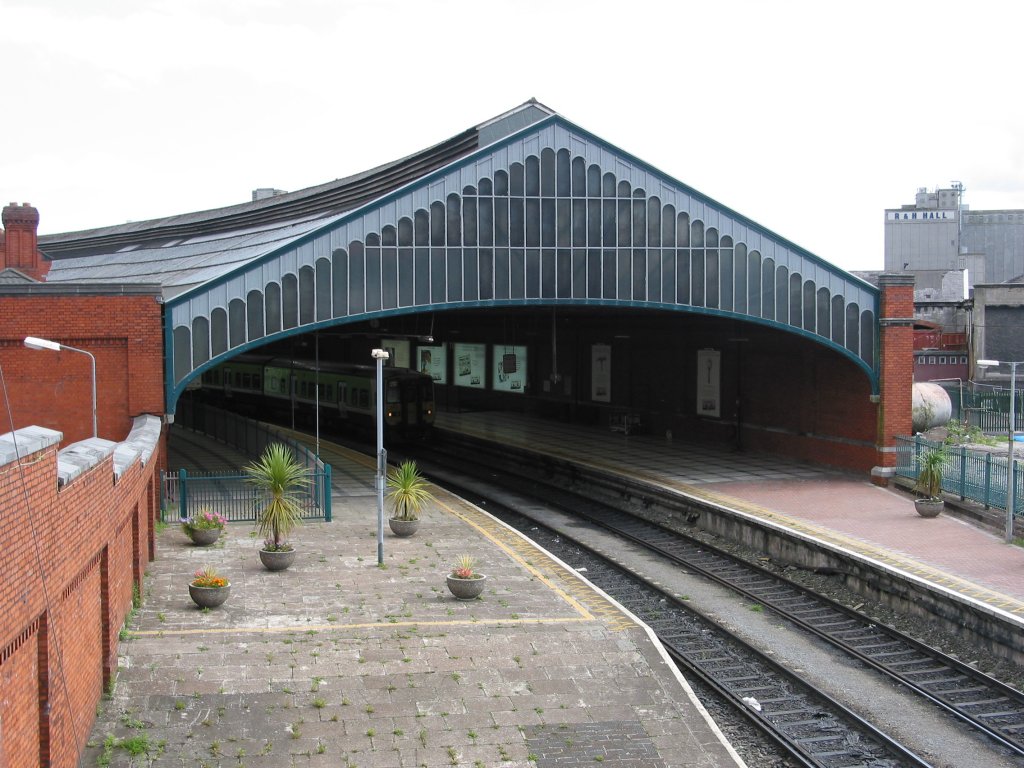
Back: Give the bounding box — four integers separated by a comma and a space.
82, 432, 743, 768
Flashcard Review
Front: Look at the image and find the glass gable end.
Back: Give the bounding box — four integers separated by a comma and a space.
168, 118, 878, 407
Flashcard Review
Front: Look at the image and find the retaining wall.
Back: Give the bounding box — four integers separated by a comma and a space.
0, 416, 162, 768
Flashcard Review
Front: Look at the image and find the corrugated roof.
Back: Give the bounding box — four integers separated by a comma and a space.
38, 101, 556, 298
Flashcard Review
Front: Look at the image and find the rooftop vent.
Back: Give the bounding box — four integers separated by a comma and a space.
252, 188, 287, 202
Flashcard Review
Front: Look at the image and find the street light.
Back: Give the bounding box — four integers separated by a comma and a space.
371, 348, 390, 565
24, 336, 97, 438
977, 359, 1021, 542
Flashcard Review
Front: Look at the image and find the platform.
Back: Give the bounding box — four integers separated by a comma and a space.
434, 410, 1024, 623
83, 425, 744, 767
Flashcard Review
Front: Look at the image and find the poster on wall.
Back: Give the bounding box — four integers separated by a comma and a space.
591, 344, 611, 402
416, 345, 448, 384
454, 343, 487, 389
696, 349, 721, 417
492, 345, 527, 393
380, 338, 410, 368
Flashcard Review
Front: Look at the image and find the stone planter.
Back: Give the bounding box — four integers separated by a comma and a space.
259, 548, 296, 571
189, 583, 230, 608
446, 574, 487, 600
186, 527, 222, 546
914, 498, 943, 518
388, 517, 420, 537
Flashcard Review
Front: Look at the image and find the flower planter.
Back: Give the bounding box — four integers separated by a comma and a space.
388, 517, 420, 537
189, 583, 231, 608
186, 527, 222, 546
914, 498, 943, 518
259, 548, 296, 571
446, 574, 487, 600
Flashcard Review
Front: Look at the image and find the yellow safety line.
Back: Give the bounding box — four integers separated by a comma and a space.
277, 429, 661, 631
243, 430, 635, 629
130, 616, 593, 638
433, 492, 640, 630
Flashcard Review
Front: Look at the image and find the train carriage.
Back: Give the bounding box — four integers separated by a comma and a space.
199, 354, 434, 438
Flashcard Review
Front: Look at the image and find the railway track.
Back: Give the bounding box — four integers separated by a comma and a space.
423, 457, 932, 768
407, 436, 1024, 764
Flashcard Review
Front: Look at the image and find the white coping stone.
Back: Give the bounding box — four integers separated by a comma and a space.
0, 426, 63, 466
58, 438, 117, 487
113, 415, 163, 478
3, 415, 163, 487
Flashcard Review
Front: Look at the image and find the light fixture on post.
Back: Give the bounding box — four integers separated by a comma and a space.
977, 359, 1021, 542
24, 336, 97, 438
371, 348, 390, 565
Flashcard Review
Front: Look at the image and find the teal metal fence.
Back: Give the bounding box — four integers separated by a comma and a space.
162, 401, 332, 523
895, 435, 1022, 515
162, 466, 331, 523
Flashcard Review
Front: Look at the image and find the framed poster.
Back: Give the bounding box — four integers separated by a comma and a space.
591, 344, 611, 402
416, 345, 448, 383
696, 349, 720, 417
454, 342, 486, 389
492, 345, 527, 393
380, 339, 410, 368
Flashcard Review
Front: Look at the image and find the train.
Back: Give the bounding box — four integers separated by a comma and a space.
197, 353, 435, 438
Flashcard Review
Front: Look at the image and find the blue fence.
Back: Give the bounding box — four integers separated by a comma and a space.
163, 466, 331, 523
895, 435, 1023, 515
162, 402, 332, 523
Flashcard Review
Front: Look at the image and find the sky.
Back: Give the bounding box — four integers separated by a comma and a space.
2, 0, 1022, 273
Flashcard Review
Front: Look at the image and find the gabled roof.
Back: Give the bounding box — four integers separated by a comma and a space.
0, 267, 37, 284
38, 100, 556, 299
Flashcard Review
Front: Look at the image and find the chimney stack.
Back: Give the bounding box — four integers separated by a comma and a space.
1, 202, 49, 280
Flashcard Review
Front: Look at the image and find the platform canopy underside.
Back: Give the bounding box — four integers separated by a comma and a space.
167, 116, 879, 411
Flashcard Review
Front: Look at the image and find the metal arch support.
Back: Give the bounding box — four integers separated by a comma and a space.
164, 117, 880, 413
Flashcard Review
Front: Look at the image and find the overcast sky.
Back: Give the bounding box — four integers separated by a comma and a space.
2, 0, 1021, 273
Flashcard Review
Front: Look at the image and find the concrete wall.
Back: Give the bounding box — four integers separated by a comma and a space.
973, 283, 1024, 377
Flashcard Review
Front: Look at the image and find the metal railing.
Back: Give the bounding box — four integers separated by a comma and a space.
162, 401, 332, 523
895, 435, 1022, 515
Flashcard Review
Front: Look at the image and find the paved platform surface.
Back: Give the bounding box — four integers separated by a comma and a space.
436, 411, 1024, 623
83, 426, 743, 767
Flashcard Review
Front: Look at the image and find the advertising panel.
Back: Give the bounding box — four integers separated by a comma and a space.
380, 339, 410, 368
696, 349, 721, 417
591, 344, 611, 402
416, 345, 448, 384
492, 345, 527, 393
454, 343, 487, 389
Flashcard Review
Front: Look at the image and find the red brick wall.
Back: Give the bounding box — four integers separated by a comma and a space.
0, 292, 164, 444
877, 275, 915, 475
736, 342, 877, 472
0, 436, 161, 768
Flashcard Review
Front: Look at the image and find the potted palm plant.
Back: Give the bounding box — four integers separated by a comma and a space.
386, 460, 433, 537
245, 443, 310, 570
913, 446, 946, 517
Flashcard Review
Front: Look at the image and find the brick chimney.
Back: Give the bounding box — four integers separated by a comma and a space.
1, 202, 49, 280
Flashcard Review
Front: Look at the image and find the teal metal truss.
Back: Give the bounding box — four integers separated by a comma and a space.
165, 115, 880, 413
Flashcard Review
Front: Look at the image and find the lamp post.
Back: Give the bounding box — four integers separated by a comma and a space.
371, 348, 390, 565
977, 359, 1021, 542
24, 336, 97, 438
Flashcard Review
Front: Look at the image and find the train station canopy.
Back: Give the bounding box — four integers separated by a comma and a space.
37, 101, 879, 412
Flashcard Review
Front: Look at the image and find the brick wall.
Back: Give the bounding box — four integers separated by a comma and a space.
876, 274, 916, 480
0, 290, 164, 445
0, 203, 50, 281
0, 438, 161, 768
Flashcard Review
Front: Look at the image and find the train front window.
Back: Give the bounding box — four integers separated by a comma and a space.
386, 380, 401, 404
